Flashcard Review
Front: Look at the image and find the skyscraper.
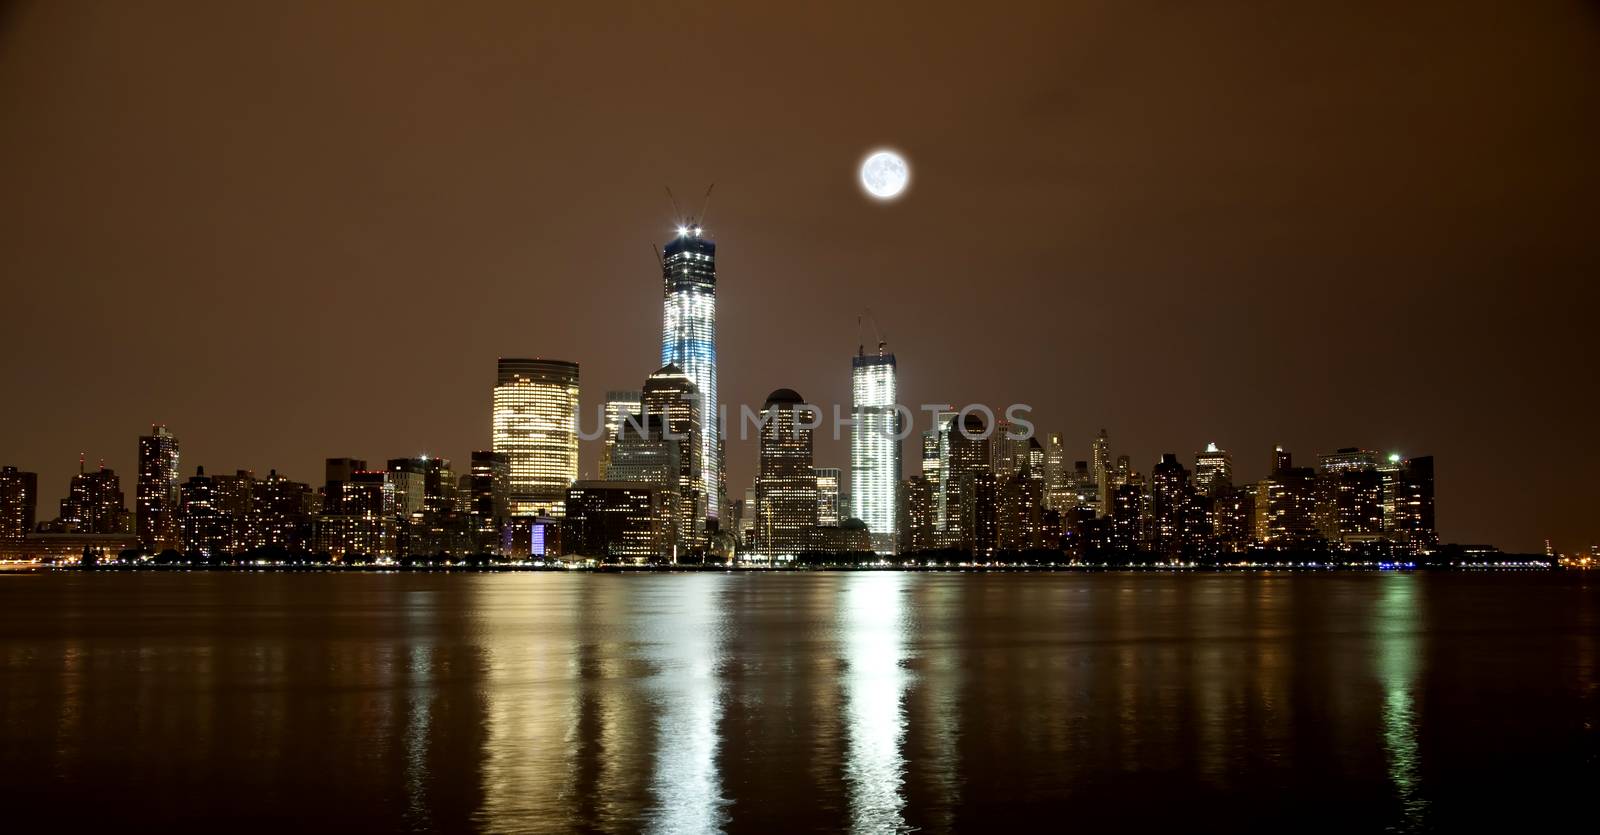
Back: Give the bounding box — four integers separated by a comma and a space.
0, 466, 37, 540
814, 467, 841, 527
468, 450, 510, 553
1091, 429, 1110, 517
1042, 433, 1068, 511
641, 363, 703, 544
493, 358, 580, 516
1193, 442, 1233, 498
945, 413, 992, 554
1386, 454, 1436, 552
599, 390, 642, 479
660, 225, 720, 523
178, 467, 228, 556
136, 425, 181, 551
754, 389, 818, 561
990, 418, 1029, 482
564, 481, 677, 563
922, 408, 956, 539
60, 460, 128, 534
850, 342, 900, 553
898, 475, 937, 552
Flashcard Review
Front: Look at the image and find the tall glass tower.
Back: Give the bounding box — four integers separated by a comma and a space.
492, 358, 579, 516
660, 225, 720, 522
851, 342, 900, 554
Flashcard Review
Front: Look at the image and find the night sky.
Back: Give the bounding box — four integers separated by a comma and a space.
2, 1, 1596, 552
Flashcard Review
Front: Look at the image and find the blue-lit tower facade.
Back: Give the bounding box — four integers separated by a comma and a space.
660, 225, 720, 523
851, 342, 900, 553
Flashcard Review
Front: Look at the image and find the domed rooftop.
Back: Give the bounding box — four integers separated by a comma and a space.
764, 388, 804, 406
840, 518, 869, 531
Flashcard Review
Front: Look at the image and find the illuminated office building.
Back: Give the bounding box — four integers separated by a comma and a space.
850, 342, 900, 554
815, 467, 841, 527
1042, 432, 1069, 510
1193, 442, 1233, 498
564, 480, 676, 563
136, 425, 181, 551
660, 224, 720, 523
1254, 450, 1319, 548
1315, 449, 1383, 544
600, 390, 642, 478
990, 418, 1029, 482
754, 389, 818, 561
921, 408, 956, 537
0, 466, 38, 541
641, 363, 703, 542
1091, 429, 1110, 517
493, 358, 580, 516
1320, 447, 1381, 475
385, 458, 427, 520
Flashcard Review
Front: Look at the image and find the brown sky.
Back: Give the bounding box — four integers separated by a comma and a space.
2, 1, 1597, 552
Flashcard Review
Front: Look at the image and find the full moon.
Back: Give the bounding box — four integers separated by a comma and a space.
859, 150, 909, 200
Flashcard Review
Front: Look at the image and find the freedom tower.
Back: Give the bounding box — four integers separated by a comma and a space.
660, 222, 720, 524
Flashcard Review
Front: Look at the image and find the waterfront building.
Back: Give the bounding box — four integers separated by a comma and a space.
1148, 453, 1193, 557
210, 469, 256, 552
136, 425, 181, 551
251, 470, 312, 552
493, 358, 580, 516
850, 342, 900, 553
468, 450, 510, 553
641, 363, 704, 544
58, 460, 129, 534
659, 224, 721, 522
898, 475, 937, 552
0, 466, 37, 541
178, 467, 229, 556
1255, 451, 1320, 548
754, 389, 818, 561
564, 480, 676, 562
1386, 455, 1437, 552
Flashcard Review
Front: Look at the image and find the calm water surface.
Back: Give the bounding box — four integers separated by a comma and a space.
1, 572, 1596, 833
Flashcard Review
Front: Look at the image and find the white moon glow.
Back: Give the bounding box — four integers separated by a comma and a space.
859, 150, 909, 200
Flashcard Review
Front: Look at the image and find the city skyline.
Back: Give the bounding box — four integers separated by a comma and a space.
2, 3, 1597, 552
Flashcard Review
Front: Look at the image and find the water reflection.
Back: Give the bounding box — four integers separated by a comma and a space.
643, 577, 730, 832
841, 572, 911, 834
1375, 574, 1428, 830
3, 572, 1598, 832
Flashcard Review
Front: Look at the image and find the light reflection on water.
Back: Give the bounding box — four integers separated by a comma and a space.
1376, 574, 1427, 832
841, 572, 910, 834
1, 572, 1597, 833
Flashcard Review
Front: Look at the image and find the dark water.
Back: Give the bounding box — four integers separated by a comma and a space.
1, 572, 1596, 833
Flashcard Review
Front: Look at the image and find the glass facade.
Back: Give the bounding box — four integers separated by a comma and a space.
492, 358, 579, 516
660, 228, 719, 522
850, 346, 899, 554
